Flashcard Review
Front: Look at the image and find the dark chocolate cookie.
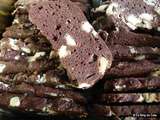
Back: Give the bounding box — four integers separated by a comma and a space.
0, 82, 86, 104
0, 93, 87, 116
90, 104, 160, 117
104, 77, 160, 92
96, 0, 160, 31
29, 0, 112, 88
106, 60, 158, 77
95, 93, 160, 104
109, 44, 160, 61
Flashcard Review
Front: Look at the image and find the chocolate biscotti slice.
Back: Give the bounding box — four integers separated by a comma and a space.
95, 0, 160, 31
0, 93, 87, 117
0, 3, 58, 75
104, 77, 160, 92
94, 93, 160, 104
0, 69, 69, 88
107, 27, 160, 47
106, 60, 159, 78
0, 0, 71, 87
28, 0, 112, 88
90, 104, 160, 117
92, 0, 160, 47
0, 82, 86, 104
110, 45, 160, 61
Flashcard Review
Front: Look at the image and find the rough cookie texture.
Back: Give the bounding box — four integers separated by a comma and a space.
0, 93, 87, 116
106, 60, 158, 77
90, 104, 160, 117
0, 82, 86, 104
104, 77, 160, 92
95, 93, 160, 103
29, 0, 112, 88
95, 0, 160, 30
110, 45, 160, 61
93, 0, 160, 47
0, 70, 68, 87
107, 27, 160, 47
0, 0, 160, 118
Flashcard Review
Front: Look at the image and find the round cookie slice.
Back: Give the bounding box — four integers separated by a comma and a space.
28, 0, 112, 88
102, 0, 160, 31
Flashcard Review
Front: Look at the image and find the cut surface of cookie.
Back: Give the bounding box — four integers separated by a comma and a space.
100, 0, 160, 31
28, 0, 112, 88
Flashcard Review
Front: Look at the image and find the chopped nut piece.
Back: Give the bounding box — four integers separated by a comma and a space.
98, 56, 109, 75
28, 52, 46, 62
64, 34, 76, 46
9, 96, 21, 107
58, 45, 71, 58
0, 64, 6, 73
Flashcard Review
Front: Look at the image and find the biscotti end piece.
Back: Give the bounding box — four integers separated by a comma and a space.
104, 0, 160, 30
28, 0, 112, 88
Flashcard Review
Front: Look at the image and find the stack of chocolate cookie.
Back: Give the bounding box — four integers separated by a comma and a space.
0, 0, 92, 118
0, 0, 159, 120
90, 0, 160, 119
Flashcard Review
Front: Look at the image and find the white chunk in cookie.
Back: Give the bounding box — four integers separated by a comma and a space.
78, 83, 91, 89
46, 93, 58, 97
143, 93, 158, 103
143, 0, 157, 6
98, 56, 110, 75
92, 30, 98, 38
21, 47, 31, 54
81, 21, 92, 33
157, 27, 160, 31
81, 21, 98, 37
64, 33, 76, 46
115, 85, 126, 91
151, 47, 159, 52
0, 82, 9, 88
0, 64, 6, 73
61, 97, 72, 102
125, 13, 153, 30
36, 74, 47, 84
28, 52, 46, 62
155, 6, 160, 15
140, 13, 153, 21
9, 38, 19, 51
58, 45, 71, 58
140, 13, 153, 29
14, 55, 20, 60
137, 94, 145, 102
9, 96, 21, 107
134, 55, 146, 61
95, 4, 108, 12
125, 14, 142, 30
106, 3, 119, 15
12, 18, 20, 24
129, 46, 138, 54
55, 84, 66, 89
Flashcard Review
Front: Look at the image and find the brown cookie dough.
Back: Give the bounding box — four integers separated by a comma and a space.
0, 69, 68, 87
109, 44, 160, 61
106, 60, 158, 77
90, 104, 160, 117
95, 93, 160, 104
104, 77, 160, 92
0, 93, 87, 116
28, 0, 112, 88
0, 82, 86, 104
